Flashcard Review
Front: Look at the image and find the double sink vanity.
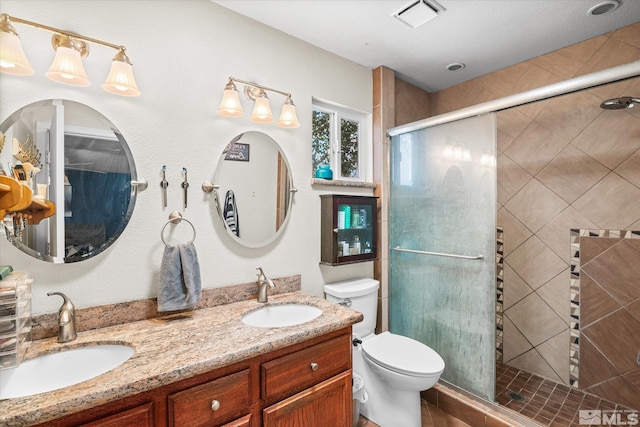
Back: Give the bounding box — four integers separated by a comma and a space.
1, 291, 362, 427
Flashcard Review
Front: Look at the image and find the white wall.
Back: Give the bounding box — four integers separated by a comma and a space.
0, 0, 374, 314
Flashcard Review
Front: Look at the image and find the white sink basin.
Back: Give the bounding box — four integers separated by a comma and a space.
0, 344, 134, 399
242, 304, 322, 328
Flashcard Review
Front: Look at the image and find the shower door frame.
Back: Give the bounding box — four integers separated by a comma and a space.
388, 61, 640, 139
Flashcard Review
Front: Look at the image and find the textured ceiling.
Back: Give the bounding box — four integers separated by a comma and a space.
214, 0, 640, 92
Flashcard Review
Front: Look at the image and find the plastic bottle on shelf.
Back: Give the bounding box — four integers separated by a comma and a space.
338, 210, 346, 229
343, 206, 351, 229
342, 241, 350, 256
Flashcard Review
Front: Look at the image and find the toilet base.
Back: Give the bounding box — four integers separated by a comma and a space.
354, 344, 422, 427
360, 379, 421, 427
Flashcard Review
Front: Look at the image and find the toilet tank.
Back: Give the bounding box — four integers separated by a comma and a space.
324, 278, 379, 337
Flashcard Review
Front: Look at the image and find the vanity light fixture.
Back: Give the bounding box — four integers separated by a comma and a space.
250, 89, 273, 123
0, 13, 140, 97
218, 77, 300, 128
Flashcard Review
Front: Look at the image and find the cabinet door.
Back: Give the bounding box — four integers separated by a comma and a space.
80, 403, 154, 427
263, 371, 352, 427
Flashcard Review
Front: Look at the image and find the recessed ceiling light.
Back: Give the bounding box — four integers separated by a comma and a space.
588, 0, 620, 16
446, 63, 465, 71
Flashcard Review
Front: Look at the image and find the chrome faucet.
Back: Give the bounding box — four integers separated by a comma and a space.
48, 292, 77, 343
256, 267, 275, 303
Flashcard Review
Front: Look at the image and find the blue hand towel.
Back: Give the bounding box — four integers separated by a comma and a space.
158, 241, 202, 312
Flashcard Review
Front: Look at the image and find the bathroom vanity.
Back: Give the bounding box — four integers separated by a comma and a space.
1, 292, 361, 427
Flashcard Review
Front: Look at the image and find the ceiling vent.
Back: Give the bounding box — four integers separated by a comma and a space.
393, 0, 445, 29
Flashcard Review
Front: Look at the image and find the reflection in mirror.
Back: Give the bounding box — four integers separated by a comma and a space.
213, 131, 294, 248
0, 99, 140, 263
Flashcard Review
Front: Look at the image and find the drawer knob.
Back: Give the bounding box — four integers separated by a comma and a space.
211, 400, 221, 411
310, 362, 319, 371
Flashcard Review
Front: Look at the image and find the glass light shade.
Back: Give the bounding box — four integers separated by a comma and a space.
250, 95, 273, 123
218, 88, 243, 117
277, 103, 300, 128
45, 46, 90, 86
0, 31, 34, 75
102, 59, 141, 97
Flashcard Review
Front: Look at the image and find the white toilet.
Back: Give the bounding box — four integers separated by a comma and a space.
325, 278, 445, 427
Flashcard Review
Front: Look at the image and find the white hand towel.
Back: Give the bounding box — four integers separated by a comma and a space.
158, 241, 202, 312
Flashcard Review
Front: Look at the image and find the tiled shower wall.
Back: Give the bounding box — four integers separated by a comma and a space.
428, 23, 640, 386
377, 23, 640, 388
573, 229, 640, 408
497, 76, 640, 386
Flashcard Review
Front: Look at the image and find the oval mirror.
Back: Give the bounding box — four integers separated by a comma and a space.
0, 99, 142, 263
213, 131, 295, 248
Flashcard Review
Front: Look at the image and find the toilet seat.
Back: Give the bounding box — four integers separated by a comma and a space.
361, 332, 445, 377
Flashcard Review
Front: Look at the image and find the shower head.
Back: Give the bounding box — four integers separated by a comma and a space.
600, 96, 640, 110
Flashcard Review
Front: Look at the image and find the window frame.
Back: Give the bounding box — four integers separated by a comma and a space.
312, 99, 370, 182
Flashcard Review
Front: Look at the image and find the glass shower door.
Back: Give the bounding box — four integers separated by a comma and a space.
389, 114, 497, 401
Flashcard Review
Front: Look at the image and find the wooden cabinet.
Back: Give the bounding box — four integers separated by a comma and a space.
261, 334, 351, 400
168, 369, 251, 427
263, 371, 352, 427
38, 328, 353, 427
320, 194, 378, 265
80, 403, 154, 427
220, 414, 252, 427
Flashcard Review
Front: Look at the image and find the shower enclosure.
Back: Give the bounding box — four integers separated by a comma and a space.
386, 61, 640, 416
389, 114, 497, 401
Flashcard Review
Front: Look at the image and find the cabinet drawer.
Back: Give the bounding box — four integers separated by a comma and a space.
221, 414, 252, 427
168, 369, 250, 427
80, 403, 154, 427
261, 334, 351, 399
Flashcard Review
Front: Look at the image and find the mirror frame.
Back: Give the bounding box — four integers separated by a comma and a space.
0, 99, 142, 263
212, 131, 295, 248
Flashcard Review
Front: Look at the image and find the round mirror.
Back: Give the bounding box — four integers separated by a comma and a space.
213, 131, 295, 248
0, 99, 141, 263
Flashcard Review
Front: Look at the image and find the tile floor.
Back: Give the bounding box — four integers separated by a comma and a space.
496, 363, 634, 426
357, 364, 636, 427
357, 402, 472, 427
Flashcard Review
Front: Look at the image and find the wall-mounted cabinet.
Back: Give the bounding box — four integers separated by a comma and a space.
320, 195, 378, 265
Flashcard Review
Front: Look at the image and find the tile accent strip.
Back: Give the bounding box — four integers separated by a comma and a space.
496, 226, 504, 364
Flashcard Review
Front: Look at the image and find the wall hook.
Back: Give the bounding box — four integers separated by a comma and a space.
181, 167, 189, 209
160, 165, 168, 208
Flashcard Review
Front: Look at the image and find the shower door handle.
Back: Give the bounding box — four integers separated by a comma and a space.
393, 246, 484, 260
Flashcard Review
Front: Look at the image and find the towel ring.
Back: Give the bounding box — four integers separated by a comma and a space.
161, 212, 196, 245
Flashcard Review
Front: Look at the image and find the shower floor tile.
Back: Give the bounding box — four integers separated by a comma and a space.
496, 363, 634, 426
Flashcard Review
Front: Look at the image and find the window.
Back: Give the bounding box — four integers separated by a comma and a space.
312, 100, 367, 181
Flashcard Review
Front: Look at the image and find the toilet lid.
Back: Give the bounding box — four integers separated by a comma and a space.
362, 332, 445, 377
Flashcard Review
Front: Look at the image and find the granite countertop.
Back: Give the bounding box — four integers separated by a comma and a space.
0, 291, 363, 426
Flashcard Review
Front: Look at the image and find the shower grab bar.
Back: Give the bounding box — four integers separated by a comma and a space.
393, 246, 484, 260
